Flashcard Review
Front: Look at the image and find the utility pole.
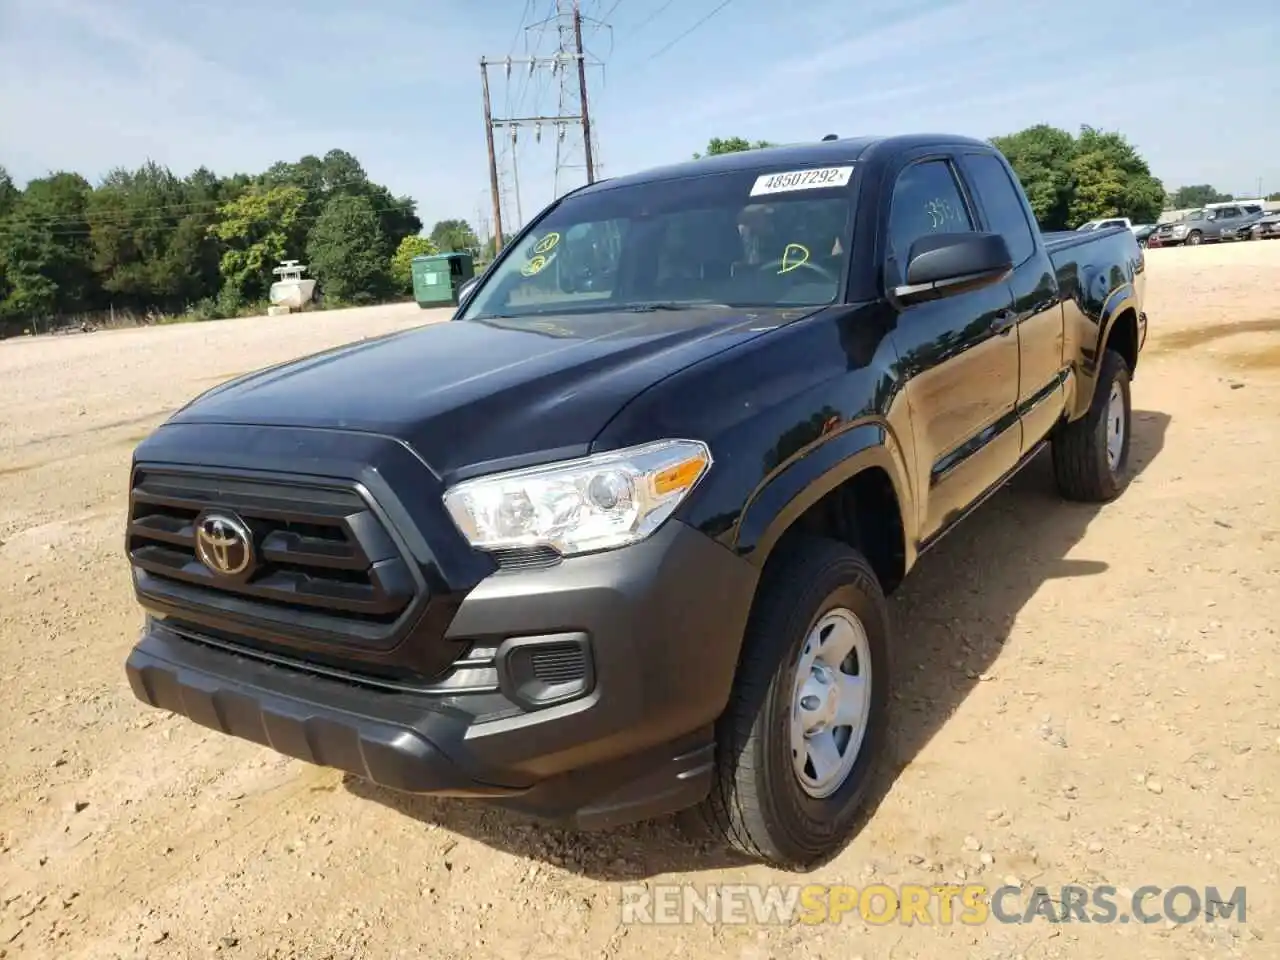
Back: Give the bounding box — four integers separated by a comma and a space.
572, 2, 595, 185
479, 57, 504, 251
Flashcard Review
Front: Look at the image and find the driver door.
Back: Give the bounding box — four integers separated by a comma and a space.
883, 155, 1021, 542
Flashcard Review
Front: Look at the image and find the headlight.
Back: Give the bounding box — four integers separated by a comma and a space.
1172, 225, 1187, 235
442, 439, 712, 557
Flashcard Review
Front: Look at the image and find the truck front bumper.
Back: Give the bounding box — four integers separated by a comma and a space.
125, 520, 758, 830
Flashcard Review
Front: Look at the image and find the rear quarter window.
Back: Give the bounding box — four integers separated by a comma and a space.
961, 153, 1036, 265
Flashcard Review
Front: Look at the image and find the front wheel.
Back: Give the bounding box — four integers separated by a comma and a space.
1051, 348, 1132, 502
699, 537, 891, 871
1186, 230, 1203, 246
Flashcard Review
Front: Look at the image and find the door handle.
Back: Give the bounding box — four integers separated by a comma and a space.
990, 310, 1017, 336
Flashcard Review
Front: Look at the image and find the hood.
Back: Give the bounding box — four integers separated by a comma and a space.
167, 306, 807, 479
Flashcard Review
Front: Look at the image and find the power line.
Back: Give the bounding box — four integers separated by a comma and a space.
506, 0, 535, 57
503, 0, 536, 116
598, 0, 625, 26
641, 0, 737, 63
628, 0, 678, 33
511, 0, 557, 117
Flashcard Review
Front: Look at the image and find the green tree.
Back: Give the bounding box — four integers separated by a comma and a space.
0, 172, 97, 329
693, 136, 777, 159
1, 149, 419, 332
390, 234, 438, 293
1170, 184, 1233, 208
1268, 191, 1280, 202
992, 124, 1164, 228
1067, 126, 1164, 225
262, 149, 420, 255
0, 166, 15, 316
306, 194, 391, 303
210, 184, 308, 301
0, 166, 18, 218
87, 161, 225, 313
429, 218, 479, 254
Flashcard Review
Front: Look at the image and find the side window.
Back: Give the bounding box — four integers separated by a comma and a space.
561, 220, 625, 292
962, 153, 1036, 265
887, 159, 973, 262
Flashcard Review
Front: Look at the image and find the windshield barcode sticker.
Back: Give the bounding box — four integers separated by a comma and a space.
750, 166, 854, 196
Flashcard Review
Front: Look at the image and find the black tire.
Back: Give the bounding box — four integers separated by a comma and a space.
699, 537, 892, 871
1051, 347, 1132, 502
1186, 230, 1203, 246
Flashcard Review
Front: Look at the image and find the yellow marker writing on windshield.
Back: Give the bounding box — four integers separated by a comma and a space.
778, 243, 811, 274
521, 254, 548, 277
533, 232, 560, 255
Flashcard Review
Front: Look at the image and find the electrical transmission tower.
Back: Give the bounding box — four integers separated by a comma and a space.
480, 0, 601, 253
550, 0, 595, 197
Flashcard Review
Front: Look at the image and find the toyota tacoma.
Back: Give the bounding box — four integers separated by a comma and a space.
125, 133, 1147, 871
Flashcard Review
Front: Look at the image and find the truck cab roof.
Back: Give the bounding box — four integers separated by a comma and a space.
572, 133, 1000, 194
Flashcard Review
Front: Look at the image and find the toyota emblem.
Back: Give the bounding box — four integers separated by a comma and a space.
194, 511, 255, 578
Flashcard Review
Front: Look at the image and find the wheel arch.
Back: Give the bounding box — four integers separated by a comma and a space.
1070, 286, 1141, 421
735, 421, 915, 594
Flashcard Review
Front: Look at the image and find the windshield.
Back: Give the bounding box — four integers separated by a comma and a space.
459, 165, 856, 321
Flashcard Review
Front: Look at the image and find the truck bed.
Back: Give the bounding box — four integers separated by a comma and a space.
1041, 225, 1129, 251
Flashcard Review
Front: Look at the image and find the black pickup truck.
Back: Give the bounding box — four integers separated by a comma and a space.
124, 134, 1147, 871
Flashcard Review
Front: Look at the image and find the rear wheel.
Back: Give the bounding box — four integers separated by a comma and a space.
1051, 347, 1132, 502
699, 537, 891, 871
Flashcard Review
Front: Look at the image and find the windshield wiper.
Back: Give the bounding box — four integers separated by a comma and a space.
622, 301, 729, 313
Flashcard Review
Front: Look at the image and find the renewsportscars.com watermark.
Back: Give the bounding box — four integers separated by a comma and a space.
620, 883, 1247, 927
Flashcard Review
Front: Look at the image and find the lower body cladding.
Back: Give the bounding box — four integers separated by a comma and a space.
126, 519, 759, 830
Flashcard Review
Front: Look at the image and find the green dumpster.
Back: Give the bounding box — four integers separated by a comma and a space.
410, 252, 476, 308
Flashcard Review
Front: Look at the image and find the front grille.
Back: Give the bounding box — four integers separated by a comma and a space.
127, 469, 423, 648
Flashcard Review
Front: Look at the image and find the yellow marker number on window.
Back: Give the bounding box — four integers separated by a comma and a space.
778, 243, 811, 274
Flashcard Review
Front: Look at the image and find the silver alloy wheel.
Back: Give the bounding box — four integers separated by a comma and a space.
790, 607, 873, 799
1105, 380, 1125, 471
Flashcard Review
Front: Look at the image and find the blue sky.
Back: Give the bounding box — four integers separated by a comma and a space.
2, 0, 1277, 237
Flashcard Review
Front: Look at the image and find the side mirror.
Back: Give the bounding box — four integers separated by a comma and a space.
457, 277, 479, 305
890, 232, 1013, 307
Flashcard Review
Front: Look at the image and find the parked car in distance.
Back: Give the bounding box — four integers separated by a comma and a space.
1133, 223, 1157, 247
123, 133, 1148, 871
1076, 217, 1134, 233
1245, 210, 1280, 240
1151, 204, 1259, 246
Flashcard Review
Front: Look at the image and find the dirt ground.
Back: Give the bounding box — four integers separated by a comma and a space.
2, 241, 1278, 959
